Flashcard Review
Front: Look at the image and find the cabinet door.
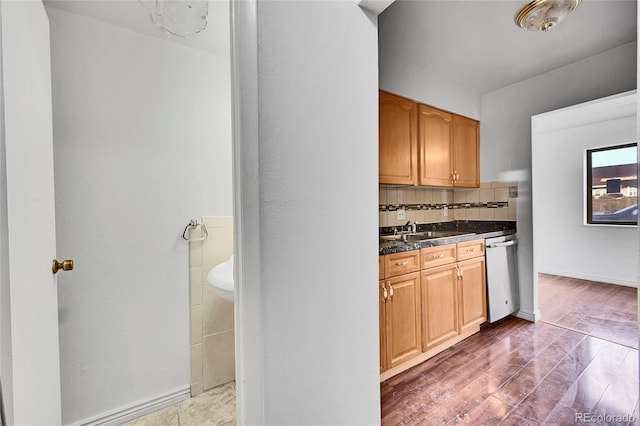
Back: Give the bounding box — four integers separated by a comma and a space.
379, 91, 418, 185
458, 257, 487, 334
452, 115, 479, 188
421, 264, 459, 351
418, 104, 453, 186
386, 272, 422, 367
379, 280, 388, 373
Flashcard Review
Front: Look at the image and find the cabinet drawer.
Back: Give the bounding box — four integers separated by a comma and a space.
420, 244, 456, 269
385, 251, 420, 277
457, 239, 485, 261
379, 256, 385, 280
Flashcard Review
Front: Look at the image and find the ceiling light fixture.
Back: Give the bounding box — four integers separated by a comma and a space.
515, 0, 582, 32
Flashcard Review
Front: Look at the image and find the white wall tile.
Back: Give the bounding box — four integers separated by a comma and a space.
386, 188, 398, 206
479, 188, 494, 203
203, 281, 235, 336
453, 190, 466, 204
466, 190, 480, 204
404, 189, 416, 204
191, 305, 203, 345
190, 241, 203, 269
190, 266, 203, 307
478, 208, 495, 220
508, 202, 517, 220
192, 215, 233, 401
203, 331, 236, 391
495, 206, 510, 220
385, 211, 396, 225
191, 343, 203, 387
190, 382, 203, 397
379, 212, 387, 227
495, 187, 509, 202
467, 208, 480, 220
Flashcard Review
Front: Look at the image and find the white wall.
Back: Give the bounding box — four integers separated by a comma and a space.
248, 1, 380, 424
378, 53, 481, 120
378, 8, 481, 119
532, 92, 637, 287
480, 42, 637, 319
47, 7, 232, 424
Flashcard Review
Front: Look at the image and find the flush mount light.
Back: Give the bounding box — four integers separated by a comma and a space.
515, 0, 582, 32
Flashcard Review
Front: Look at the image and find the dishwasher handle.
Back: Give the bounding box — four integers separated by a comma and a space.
487, 240, 516, 249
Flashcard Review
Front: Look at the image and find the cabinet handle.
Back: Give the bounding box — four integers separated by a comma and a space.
467, 247, 476, 252
433, 253, 444, 259
396, 260, 409, 266
388, 282, 394, 299
382, 282, 388, 302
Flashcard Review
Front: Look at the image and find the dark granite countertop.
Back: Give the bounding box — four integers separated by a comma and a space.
379, 220, 516, 255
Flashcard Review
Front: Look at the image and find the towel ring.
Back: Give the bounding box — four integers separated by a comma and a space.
182, 220, 208, 242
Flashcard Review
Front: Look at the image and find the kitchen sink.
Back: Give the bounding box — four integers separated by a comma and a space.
380, 230, 475, 242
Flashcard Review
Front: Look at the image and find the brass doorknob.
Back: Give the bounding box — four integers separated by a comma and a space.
52, 259, 74, 274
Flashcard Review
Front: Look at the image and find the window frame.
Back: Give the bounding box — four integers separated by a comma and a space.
585, 142, 638, 226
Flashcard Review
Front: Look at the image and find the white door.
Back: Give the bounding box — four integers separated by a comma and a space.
0, 1, 62, 424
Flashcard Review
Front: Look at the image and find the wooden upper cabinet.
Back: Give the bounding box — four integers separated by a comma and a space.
452, 115, 480, 188
379, 91, 418, 185
418, 105, 453, 186
379, 90, 479, 188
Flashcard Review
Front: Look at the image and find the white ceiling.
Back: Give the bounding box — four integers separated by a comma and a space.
44, 0, 230, 58
44, 0, 636, 94
379, 0, 637, 95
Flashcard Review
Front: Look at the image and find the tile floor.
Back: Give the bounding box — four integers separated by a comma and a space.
123, 381, 235, 426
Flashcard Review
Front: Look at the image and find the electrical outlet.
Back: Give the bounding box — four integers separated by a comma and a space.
397, 209, 406, 221
443, 206, 448, 217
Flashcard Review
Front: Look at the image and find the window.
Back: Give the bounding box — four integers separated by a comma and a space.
586, 143, 638, 225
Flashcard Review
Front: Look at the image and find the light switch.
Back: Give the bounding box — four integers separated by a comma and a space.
397, 209, 406, 221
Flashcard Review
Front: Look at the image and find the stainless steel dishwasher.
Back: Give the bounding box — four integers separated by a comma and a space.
485, 235, 519, 323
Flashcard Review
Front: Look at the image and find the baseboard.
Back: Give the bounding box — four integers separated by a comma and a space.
538, 269, 637, 288
515, 309, 539, 322
67, 386, 191, 426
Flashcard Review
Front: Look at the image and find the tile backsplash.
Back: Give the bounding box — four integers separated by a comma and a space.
379, 182, 517, 227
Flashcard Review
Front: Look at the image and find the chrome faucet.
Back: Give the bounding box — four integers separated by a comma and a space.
406, 220, 417, 233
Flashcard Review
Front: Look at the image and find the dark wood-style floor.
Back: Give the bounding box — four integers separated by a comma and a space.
381, 276, 639, 425
539, 273, 638, 349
